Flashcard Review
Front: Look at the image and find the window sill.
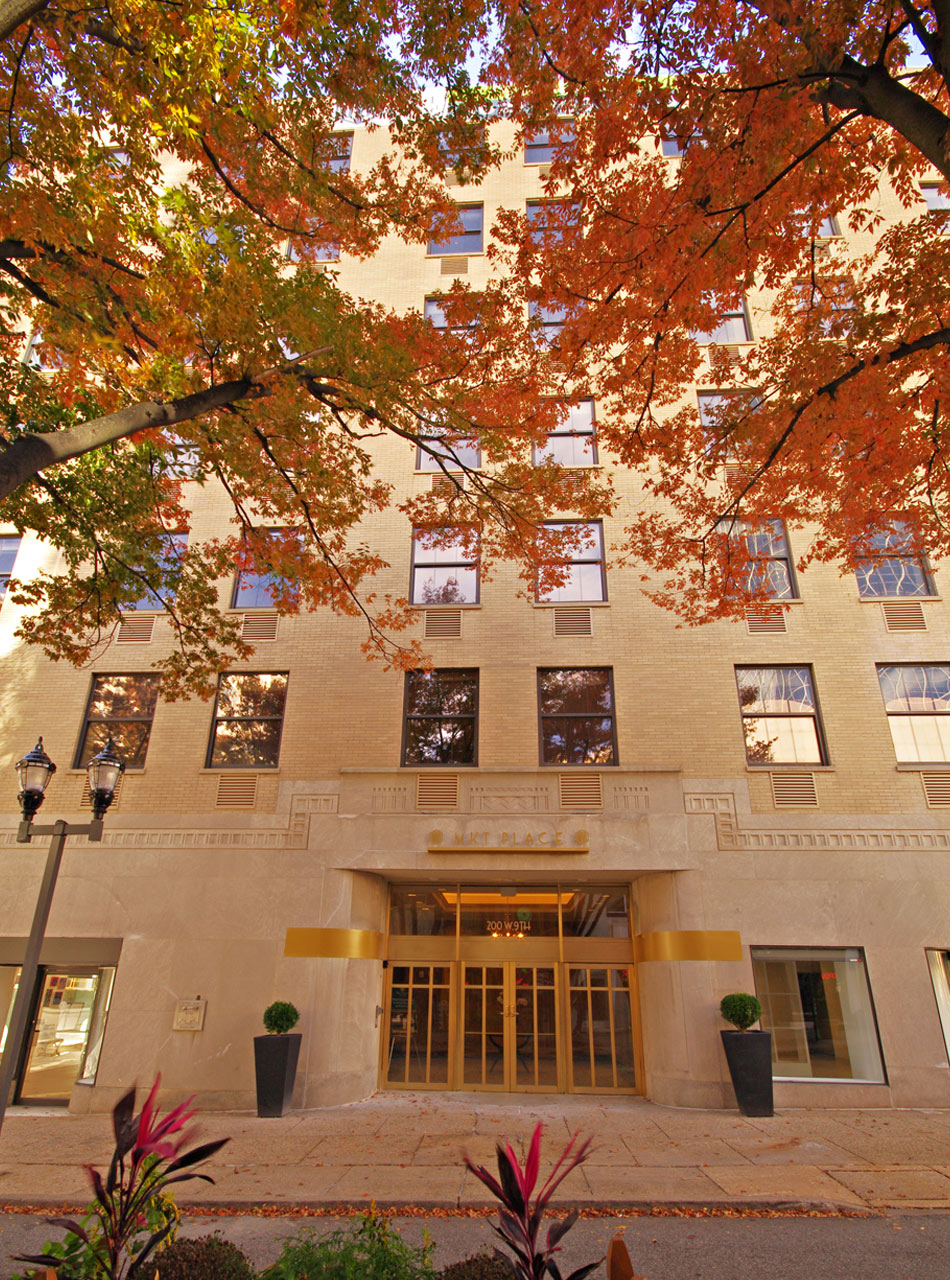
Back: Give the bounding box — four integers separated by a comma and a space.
533, 601, 609, 609
199, 767, 281, 773
401, 763, 478, 769
745, 764, 835, 772
426, 252, 485, 260
895, 762, 950, 771
772, 1076, 886, 1086
857, 595, 940, 603
410, 603, 481, 610
67, 768, 146, 775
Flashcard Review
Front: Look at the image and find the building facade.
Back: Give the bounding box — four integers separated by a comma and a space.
3, 124, 950, 1115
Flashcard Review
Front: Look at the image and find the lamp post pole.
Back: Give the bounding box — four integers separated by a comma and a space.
0, 738, 123, 1139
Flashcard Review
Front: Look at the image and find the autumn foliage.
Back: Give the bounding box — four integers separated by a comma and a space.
2, 0, 950, 693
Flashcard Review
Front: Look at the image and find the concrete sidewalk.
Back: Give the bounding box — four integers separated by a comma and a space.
3, 1092, 950, 1213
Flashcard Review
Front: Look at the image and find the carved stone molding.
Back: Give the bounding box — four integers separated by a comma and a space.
684, 791, 950, 853
468, 785, 551, 812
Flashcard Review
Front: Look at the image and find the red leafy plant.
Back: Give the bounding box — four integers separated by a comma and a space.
15, 1075, 229, 1280
464, 1124, 601, 1280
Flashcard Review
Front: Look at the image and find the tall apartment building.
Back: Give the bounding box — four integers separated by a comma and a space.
2, 122, 950, 1116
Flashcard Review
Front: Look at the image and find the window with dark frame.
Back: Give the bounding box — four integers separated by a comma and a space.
856, 521, 935, 598
122, 532, 188, 611
207, 672, 288, 769
697, 390, 762, 460
538, 668, 617, 765
877, 664, 950, 763
735, 665, 826, 765
533, 401, 597, 467
327, 132, 353, 173
530, 300, 567, 345
536, 522, 606, 603
75, 674, 161, 770
424, 296, 479, 339
524, 122, 576, 164
0, 535, 21, 598
427, 204, 483, 256
691, 298, 752, 344
717, 519, 797, 600
411, 528, 479, 605
526, 199, 580, 246
231, 530, 296, 610
921, 182, 950, 224
415, 426, 481, 471
402, 669, 478, 766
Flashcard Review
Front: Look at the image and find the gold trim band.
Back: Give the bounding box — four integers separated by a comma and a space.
635, 929, 742, 963
284, 928, 382, 959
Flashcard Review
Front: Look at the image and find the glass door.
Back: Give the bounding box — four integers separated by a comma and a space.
461, 964, 560, 1091
18, 970, 102, 1103
384, 965, 453, 1088
566, 966, 637, 1093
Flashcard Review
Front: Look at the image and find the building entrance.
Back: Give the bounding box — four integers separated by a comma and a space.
381, 884, 640, 1095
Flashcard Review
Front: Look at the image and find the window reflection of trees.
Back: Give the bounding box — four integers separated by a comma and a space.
208, 673, 288, 768
735, 666, 823, 764
855, 521, 933, 597
538, 668, 615, 765
76, 674, 160, 768
403, 670, 478, 765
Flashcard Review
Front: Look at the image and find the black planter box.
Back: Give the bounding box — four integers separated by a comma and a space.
720, 1029, 774, 1117
254, 1033, 301, 1117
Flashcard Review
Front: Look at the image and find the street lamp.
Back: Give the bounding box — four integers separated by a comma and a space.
0, 737, 124, 1136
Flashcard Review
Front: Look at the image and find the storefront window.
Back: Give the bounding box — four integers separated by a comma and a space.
389, 888, 456, 936
751, 947, 885, 1082
560, 889, 630, 938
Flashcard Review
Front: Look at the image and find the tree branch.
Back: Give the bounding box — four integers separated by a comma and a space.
0, 0, 44, 42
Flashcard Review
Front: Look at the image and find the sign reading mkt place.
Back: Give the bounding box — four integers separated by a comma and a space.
427, 828, 590, 853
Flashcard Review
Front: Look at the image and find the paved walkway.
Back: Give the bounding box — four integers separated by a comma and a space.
3, 1092, 950, 1213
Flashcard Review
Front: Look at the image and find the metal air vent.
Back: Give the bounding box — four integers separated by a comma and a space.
242, 611, 279, 642
770, 772, 818, 807
922, 773, 950, 807
558, 773, 603, 810
424, 609, 462, 639
416, 773, 459, 810
116, 616, 155, 644
746, 608, 787, 634
215, 774, 258, 808
440, 255, 468, 275
882, 601, 928, 632
553, 606, 593, 637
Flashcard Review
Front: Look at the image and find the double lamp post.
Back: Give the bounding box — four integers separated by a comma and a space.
0, 736, 124, 1138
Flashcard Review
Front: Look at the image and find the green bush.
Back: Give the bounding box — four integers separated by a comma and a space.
720, 992, 763, 1031
439, 1253, 512, 1280
263, 1212, 434, 1280
155, 1234, 254, 1280
263, 1000, 299, 1034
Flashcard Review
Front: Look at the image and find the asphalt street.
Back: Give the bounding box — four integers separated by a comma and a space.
2, 1210, 950, 1280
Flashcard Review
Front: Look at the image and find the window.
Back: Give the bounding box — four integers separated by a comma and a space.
877, 664, 950, 763
526, 200, 580, 246
793, 277, 856, 335
921, 182, 950, 223
232, 531, 280, 610
537, 522, 606, 603
411, 528, 479, 605
817, 215, 841, 238
718, 519, 796, 599
752, 947, 885, 1083
286, 237, 340, 263
538, 668, 617, 765
415, 426, 481, 471
122, 533, 188, 611
327, 132, 353, 173
427, 204, 483, 256
530, 301, 567, 345
0, 535, 21, 597
692, 299, 751, 344
437, 127, 486, 171
402, 669, 478, 765
207, 672, 288, 768
534, 401, 596, 467
697, 390, 761, 459
855, 521, 934, 597
424, 296, 478, 338
524, 122, 575, 164
75, 674, 160, 769
735, 665, 826, 764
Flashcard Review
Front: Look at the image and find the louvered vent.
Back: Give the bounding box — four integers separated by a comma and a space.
116, 615, 155, 644
241, 611, 279, 642
440, 255, 468, 275
746, 608, 787, 635
922, 773, 950, 807
719, 344, 743, 364
882, 601, 928, 632
80, 773, 123, 809
553, 606, 593, 636
424, 609, 462, 639
431, 473, 462, 494
770, 772, 818, 807
215, 774, 258, 808
537, 163, 552, 178
814, 241, 833, 259
558, 773, 603, 810
416, 772, 459, 810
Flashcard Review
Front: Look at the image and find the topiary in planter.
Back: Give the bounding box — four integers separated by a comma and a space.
263, 1000, 299, 1034
440, 1254, 512, 1280
719, 992, 762, 1031
155, 1234, 254, 1280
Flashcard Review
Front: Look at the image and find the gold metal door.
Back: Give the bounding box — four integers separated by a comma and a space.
383, 964, 454, 1089
565, 965, 638, 1093
461, 964, 560, 1091
18, 970, 102, 1103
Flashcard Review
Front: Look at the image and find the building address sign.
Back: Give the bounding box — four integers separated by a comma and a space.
427, 828, 589, 853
